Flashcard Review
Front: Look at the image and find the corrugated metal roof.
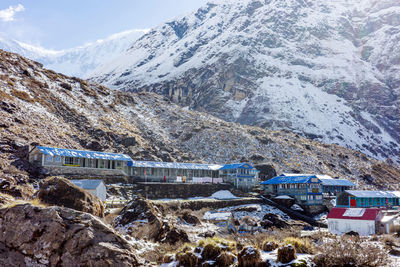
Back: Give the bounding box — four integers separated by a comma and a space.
260, 174, 320, 185
128, 160, 222, 170
346, 190, 398, 198
219, 163, 255, 170
327, 207, 381, 221
36, 146, 132, 161
71, 179, 104, 190
320, 178, 355, 186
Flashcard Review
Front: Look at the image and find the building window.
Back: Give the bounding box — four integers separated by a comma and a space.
65, 157, 74, 165
45, 155, 53, 162
54, 156, 61, 162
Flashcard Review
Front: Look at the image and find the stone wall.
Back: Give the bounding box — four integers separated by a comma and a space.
133, 182, 234, 199
152, 198, 262, 211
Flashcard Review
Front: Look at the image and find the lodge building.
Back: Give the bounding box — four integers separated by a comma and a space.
29, 146, 258, 190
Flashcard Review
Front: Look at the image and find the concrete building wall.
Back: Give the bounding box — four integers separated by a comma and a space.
328, 218, 376, 235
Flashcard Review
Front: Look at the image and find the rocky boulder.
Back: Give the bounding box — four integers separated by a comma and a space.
114, 196, 189, 244
114, 195, 162, 239
37, 176, 104, 217
0, 173, 35, 199
261, 213, 288, 229
0, 203, 138, 266
163, 227, 189, 245
180, 211, 201, 225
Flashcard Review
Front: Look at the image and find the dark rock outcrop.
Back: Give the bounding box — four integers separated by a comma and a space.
261, 213, 288, 229
114, 195, 162, 240
255, 163, 277, 181
38, 176, 104, 217
0, 203, 139, 266
180, 211, 201, 225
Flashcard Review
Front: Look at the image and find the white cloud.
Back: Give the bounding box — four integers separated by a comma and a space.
0, 4, 25, 22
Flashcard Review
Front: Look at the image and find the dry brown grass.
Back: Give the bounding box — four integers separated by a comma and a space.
11, 88, 35, 102
284, 237, 315, 254
2, 198, 47, 209
0, 90, 14, 101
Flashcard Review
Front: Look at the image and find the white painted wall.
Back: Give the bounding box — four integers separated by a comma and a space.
328, 218, 376, 235
86, 182, 107, 202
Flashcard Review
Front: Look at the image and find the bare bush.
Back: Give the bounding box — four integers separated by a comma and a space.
313, 237, 389, 267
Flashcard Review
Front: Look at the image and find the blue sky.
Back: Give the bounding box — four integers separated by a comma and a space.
0, 0, 208, 50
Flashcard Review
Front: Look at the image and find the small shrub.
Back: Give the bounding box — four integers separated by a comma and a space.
262, 240, 279, 252
201, 243, 221, 261
284, 237, 315, 254
215, 252, 236, 266
277, 244, 297, 264
381, 234, 396, 248
175, 251, 198, 267
313, 237, 389, 267
238, 246, 261, 267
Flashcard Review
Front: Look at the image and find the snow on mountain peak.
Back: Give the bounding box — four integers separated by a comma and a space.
0, 29, 148, 78
90, 0, 400, 164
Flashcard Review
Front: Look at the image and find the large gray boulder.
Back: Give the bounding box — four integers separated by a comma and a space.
0, 203, 139, 266
38, 176, 104, 217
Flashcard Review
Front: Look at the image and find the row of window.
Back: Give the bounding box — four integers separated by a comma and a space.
279, 183, 321, 189
44, 155, 123, 169
300, 195, 323, 201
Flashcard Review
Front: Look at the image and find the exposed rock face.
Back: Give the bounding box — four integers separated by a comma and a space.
255, 163, 277, 181
92, 0, 400, 164
114, 196, 190, 244
261, 213, 289, 229
38, 176, 104, 217
1, 50, 400, 190
114, 195, 163, 240
0, 204, 139, 266
180, 211, 201, 225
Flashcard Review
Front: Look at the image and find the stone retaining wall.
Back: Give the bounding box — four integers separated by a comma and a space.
134, 182, 235, 199
152, 198, 262, 211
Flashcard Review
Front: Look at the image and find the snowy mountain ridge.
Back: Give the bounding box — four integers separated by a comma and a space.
91, 0, 400, 164
0, 29, 148, 78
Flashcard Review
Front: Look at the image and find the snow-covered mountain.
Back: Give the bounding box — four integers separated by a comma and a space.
91, 0, 400, 164
0, 29, 147, 78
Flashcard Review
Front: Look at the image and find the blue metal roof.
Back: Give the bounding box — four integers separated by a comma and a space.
71, 179, 104, 190
36, 146, 132, 161
261, 174, 320, 185
320, 179, 355, 186
346, 190, 399, 198
128, 160, 222, 170
219, 163, 255, 170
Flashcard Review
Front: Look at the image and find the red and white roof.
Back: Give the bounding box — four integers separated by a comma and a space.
327, 208, 381, 221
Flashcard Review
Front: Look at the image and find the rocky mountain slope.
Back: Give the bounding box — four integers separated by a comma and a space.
0, 29, 147, 78
1, 49, 400, 189
91, 0, 400, 164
